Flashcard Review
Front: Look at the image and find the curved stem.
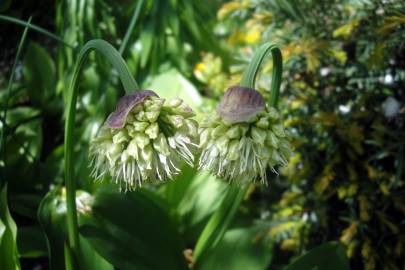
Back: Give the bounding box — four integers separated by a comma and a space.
240, 43, 283, 107
64, 39, 138, 264
193, 43, 283, 264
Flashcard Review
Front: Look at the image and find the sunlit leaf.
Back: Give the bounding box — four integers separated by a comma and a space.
197, 226, 273, 270
145, 68, 203, 110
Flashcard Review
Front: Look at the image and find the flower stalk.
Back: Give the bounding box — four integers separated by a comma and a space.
64, 39, 138, 266
193, 43, 284, 264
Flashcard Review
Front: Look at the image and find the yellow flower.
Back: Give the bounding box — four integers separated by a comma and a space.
244, 28, 261, 44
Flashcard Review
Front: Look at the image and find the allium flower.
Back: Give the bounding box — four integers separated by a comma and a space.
89, 90, 198, 190
198, 86, 292, 184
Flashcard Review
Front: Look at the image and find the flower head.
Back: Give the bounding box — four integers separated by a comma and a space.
198, 86, 292, 184
89, 90, 198, 190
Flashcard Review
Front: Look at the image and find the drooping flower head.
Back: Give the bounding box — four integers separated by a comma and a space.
89, 90, 198, 190
198, 86, 292, 184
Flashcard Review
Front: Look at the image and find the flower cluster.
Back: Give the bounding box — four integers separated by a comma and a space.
198, 86, 292, 184
89, 90, 198, 190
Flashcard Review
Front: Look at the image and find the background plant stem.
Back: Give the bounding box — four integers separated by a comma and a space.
0, 15, 75, 50
119, 0, 144, 55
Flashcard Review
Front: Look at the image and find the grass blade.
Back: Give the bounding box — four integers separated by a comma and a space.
0, 16, 32, 184
0, 15, 75, 50
119, 0, 144, 55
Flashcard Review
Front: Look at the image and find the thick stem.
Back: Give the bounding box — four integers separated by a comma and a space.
193, 43, 283, 265
64, 39, 138, 265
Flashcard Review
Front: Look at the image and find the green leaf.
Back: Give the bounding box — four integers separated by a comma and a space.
175, 172, 227, 242
0, 184, 21, 270
197, 227, 273, 270
38, 187, 113, 270
80, 185, 188, 270
23, 42, 56, 107
160, 165, 197, 208
145, 68, 203, 110
284, 242, 350, 270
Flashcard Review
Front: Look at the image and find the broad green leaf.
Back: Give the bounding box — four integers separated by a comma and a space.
23, 42, 56, 107
160, 165, 197, 208
197, 226, 273, 270
284, 242, 350, 270
0, 184, 21, 270
145, 68, 203, 110
80, 185, 188, 270
176, 172, 227, 242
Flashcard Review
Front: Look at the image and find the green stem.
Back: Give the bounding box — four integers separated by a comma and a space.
64, 39, 138, 265
119, 0, 144, 55
193, 43, 283, 264
240, 43, 283, 106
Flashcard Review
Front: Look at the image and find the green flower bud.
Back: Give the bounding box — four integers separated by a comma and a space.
251, 127, 266, 147
89, 90, 198, 191
256, 117, 269, 129
216, 135, 230, 156
184, 119, 198, 138
112, 130, 128, 144
226, 125, 241, 139
133, 121, 149, 132
168, 98, 182, 108
199, 128, 211, 148
153, 133, 171, 156
145, 122, 159, 139
198, 86, 292, 184
227, 140, 240, 161
127, 139, 140, 160
133, 132, 150, 149
211, 124, 227, 138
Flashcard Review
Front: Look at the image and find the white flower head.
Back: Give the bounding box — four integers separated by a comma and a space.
89, 90, 198, 191
198, 86, 292, 184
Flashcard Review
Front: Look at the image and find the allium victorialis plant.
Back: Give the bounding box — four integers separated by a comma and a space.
198, 85, 292, 184
89, 90, 198, 190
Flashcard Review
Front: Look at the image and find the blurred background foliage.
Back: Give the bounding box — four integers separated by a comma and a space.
0, 0, 404, 270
